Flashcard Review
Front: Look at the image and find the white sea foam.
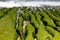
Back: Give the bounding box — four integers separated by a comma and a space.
0, 1, 60, 8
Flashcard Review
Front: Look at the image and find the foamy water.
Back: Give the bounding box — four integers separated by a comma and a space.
0, 1, 60, 8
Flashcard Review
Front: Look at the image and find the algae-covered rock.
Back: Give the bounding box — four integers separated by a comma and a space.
25, 24, 35, 40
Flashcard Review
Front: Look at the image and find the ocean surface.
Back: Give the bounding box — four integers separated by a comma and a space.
0, 0, 60, 7
0, 0, 60, 2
